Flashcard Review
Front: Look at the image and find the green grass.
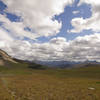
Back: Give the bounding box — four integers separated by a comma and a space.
0, 63, 100, 100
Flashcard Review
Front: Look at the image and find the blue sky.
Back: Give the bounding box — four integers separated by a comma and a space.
35, 0, 93, 42
0, 0, 92, 42
0, 0, 100, 61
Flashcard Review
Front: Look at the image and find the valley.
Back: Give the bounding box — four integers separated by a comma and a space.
0, 49, 100, 100
0, 63, 100, 100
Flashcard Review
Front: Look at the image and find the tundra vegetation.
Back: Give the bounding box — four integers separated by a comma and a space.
0, 62, 100, 100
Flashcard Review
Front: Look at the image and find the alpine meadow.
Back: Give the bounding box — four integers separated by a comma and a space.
0, 0, 100, 100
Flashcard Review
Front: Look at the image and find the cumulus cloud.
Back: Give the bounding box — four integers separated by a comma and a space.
69, 0, 100, 33
0, 27, 13, 42
1, 0, 74, 39
72, 10, 80, 14
0, 14, 38, 40
8, 37, 68, 61
63, 33, 100, 62
0, 32, 100, 62
0, 0, 74, 61
50, 37, 67, 44
1, 0, 100, 62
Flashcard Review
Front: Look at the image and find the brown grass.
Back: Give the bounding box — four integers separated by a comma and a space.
0, 72, 100, 100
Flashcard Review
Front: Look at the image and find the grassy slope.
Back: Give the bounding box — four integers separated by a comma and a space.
0, 63, 100, 100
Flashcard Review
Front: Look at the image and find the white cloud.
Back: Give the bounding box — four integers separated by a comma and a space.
0, 14, 38, 40
72, 10, 80, 14
0, 0, 75, 61
69, 0, 100, 33
1, 0, 100, 62
0, 27, 13, 42
78, 0, 100, 6
1, 0, 74, 39
69, 17, 89, 33
0, 27, 13, 50
63, 33, 100, 62
50, 37, 67, 44
1, 32, 100, 62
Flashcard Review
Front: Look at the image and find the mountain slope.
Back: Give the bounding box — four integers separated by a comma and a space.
0, 49, 47, 70
0, 49, 17, 66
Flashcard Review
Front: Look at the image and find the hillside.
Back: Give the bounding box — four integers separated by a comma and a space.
0, 49, 17, 66
0, 49, 47, 69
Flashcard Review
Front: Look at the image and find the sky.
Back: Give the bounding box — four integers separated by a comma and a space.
0, 0, 100, 62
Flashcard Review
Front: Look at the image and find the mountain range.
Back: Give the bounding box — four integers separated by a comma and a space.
36, 60, 100, 68
0, 49, 100, 68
